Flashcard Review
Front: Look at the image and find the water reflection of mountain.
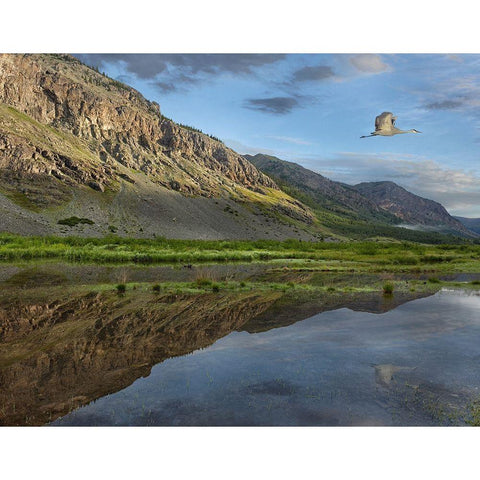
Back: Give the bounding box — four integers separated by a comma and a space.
241, 290, 436, 333
0, 286, 434, 426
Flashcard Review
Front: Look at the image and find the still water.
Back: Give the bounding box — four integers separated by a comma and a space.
50, 289, 480, 426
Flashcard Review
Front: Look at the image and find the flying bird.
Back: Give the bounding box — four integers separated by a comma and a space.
361, 112, 421, 138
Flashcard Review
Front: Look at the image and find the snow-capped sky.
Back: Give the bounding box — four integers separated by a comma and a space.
77, 54, 480, 217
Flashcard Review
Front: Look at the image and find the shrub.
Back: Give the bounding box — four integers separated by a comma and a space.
383, 283, 394, 295
58, 216, 94, 227
428, 277, 441, 284
132, 253, 153, 264
391, 255, 419, 265
239, 281, 246, 287
212, 283, 220, 293
470, 280, 480, 285
196, 278, 212, 287
356, 244, 378, 255
421, 255, 455, 263
152, 284, 161, 292
116, 283, 126, 294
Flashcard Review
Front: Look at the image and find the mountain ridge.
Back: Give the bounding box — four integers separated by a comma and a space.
245, 153, 399, 224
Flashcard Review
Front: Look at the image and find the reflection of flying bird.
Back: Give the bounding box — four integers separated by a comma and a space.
361, 112, 421, 138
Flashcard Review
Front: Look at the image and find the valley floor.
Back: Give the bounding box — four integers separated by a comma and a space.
1, 234, 480, 274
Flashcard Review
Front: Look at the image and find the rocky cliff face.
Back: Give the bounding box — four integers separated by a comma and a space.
0, 54, 275, 195
0, 54, 314, 238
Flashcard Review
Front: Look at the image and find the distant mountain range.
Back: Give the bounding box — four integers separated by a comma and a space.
247, 154, 477, 240
454, 216, 480, 235
353, 181, 472, 236
0, 54, 476, 242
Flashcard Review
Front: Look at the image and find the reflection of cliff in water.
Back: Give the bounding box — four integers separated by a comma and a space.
0, 285, 435, 426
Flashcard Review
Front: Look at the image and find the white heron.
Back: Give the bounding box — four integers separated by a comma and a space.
361, 112, 421, 138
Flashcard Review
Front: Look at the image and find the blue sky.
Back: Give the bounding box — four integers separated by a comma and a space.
77, 54, 480, 217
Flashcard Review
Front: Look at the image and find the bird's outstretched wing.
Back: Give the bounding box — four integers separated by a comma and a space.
374, 112, 396, 132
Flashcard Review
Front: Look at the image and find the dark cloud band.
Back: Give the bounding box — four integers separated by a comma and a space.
75, 54, 286, 79
424, 99, 464, 110
243, 96, 299, 114
292, 65, 334, 82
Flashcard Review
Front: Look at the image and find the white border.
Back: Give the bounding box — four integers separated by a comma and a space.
2, 427, 479, 479
1, 0, 479, 53
2, 1, 480, 479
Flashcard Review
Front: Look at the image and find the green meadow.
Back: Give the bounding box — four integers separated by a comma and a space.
0, 233, 479, 273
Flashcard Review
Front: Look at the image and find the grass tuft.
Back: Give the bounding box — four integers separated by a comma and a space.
383, 283, 394, 295
196, 278, 213, 287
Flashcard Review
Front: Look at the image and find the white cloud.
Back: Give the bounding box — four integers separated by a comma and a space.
349, 54, 391, 74
264, 135, 314, 146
